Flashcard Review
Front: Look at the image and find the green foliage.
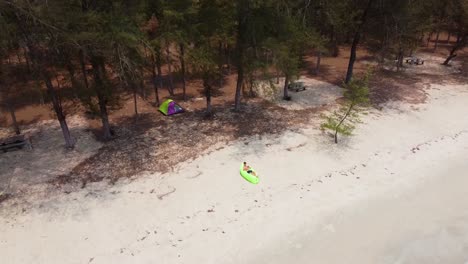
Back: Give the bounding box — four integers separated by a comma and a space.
343, 70, 371, 106
321, 70, 371, 143
78, 89, 101, 118
0, 0, 466, 133
189, 45, 218, 77
321, 111, 355, 136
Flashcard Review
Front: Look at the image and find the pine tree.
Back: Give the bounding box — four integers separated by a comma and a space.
2, 0, 76, 148
442, 0, 468, 65
322, 70, 371, 143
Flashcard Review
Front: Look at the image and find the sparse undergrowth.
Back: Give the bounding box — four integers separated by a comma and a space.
321, 71, 371, 143
51, 101, 318, 188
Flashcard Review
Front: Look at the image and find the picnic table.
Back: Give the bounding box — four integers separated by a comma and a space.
0, 135, 32, 153
288, 81, 306, 92
405, 57, 424, 65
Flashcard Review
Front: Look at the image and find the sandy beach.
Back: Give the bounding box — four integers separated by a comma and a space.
2, 1, 468, 263
0, 81, 467, 263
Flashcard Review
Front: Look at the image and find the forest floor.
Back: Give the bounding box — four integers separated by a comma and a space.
0, 44, 467, 263
0, 44, 466, 204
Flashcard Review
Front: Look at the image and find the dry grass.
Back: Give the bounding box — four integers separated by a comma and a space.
52, 100, 317, 188
369, 70, 428, 106
2, 46, 466, 202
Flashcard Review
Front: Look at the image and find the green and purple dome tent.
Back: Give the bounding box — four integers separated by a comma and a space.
159, 99, 184, 116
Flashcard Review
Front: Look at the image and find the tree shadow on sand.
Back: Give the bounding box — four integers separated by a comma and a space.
52, 100, 314, 189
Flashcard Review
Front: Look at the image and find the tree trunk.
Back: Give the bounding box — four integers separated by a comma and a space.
151, 53, 160, 106
23, 47, 31, 74
426, 31, 433, 47
443, 34, 466, 65
379, 29, 389, 64
332, 43, 339, 57
241, 80, 246, 95
25, 39, 74, 148
345, 33, 360, 83
234, 2, 248, 111
303, 0, 312, 26
315, 51, 322, 75
446, 32, 451, 43
16, 51, 22, 64
133, 85, 138, 117
206, 89, 212, 114
218, 41, 224, 87
418, 31, 425, 44
90, 56, 112, 140
204, 77, 212, 115
65, 59, 79, 100
179, 43, 187, 101
433, 30, 440, 51
165, 44, 174, 96
396, 48, 404, 71
249, 74, 255, 97
140, 79, 146, 100
443, 54, 457, 65
55, 73, 62, 91
79, 49, 90, 90
7, 103, 20, 135
129, 78, 139, 118
345, 0, 373, 84
96, 90, 112, 140
234, 52, 244, 111
330, 27, 339, 57
334, 103, 354, 144
276, 64, 280, 84
43, 72, 75, 149
155, 50, 164, 100
226, 44, 231, 74
283, 74, 289, 100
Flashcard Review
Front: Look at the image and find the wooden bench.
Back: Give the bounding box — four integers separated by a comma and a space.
0, 135, 32, 153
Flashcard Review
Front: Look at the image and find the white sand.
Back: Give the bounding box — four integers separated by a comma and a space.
0, 116, 102, 194
1, 83, 468, 264
256, 159, 468, 264
384, 53, 462, 75
254, 77, 343, 110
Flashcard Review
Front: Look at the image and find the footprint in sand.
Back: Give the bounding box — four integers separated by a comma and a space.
187, 171, 202, 179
